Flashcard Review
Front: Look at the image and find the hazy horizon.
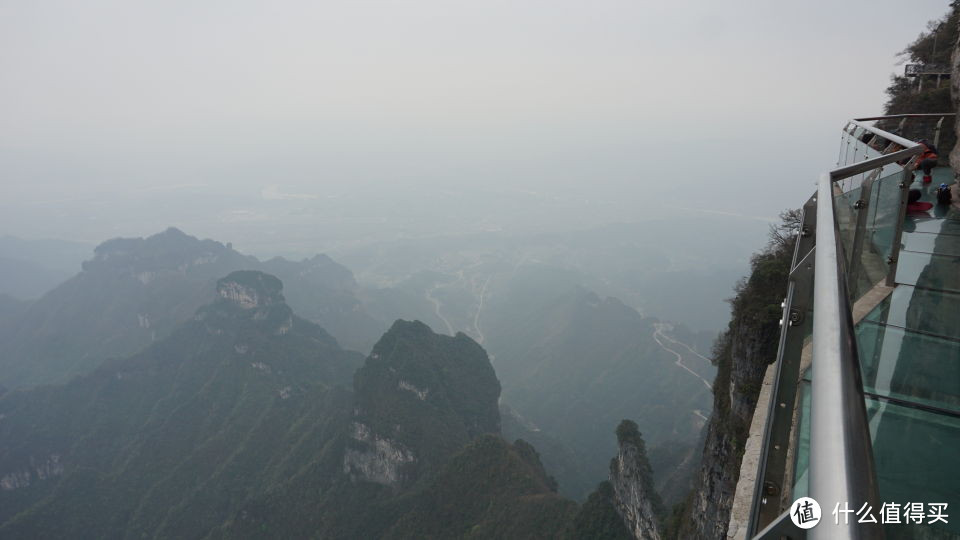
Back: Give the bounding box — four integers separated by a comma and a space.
2, 0, 953, 254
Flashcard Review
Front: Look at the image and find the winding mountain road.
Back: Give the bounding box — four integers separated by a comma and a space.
473, 276, 492, 344
425, 284, 455, 335
652, 323, 713, 391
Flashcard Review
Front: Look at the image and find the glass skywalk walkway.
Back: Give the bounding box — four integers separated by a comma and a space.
746, 115, 960, 540
857, 164, 960, 540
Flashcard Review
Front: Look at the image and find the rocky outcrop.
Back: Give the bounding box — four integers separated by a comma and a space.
193, 271, 301, 341
0, 454, 64, 491
216, 271, 284, 309
610, 420, 664, 540
343, 422, 416, 487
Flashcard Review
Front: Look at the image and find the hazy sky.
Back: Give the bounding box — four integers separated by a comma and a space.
1, 0, 953, 247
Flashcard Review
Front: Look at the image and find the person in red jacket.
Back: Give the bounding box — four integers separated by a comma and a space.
913, 139, 938, 183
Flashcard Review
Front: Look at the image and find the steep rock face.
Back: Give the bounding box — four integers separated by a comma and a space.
343, 421, 416, 486
677, 225, 794, 539
610, 420, 664, 540
345, 320, 501, 489
216, 271, 283, 309
679, 325, 771, 539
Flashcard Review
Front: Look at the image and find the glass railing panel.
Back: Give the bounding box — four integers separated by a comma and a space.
894, 251, 960, 293
875, 159, 905, 179
866, 397, 960, 539
865, 170, 905, 260
791, 379, 811, 500
857, 321, 960, 413
862, 284, 960, 341
834, 185, 862, 270
843, 169, 906, 299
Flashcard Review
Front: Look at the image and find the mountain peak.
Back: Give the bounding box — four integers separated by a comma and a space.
198, 271, 295, 337
344, 319, 501, 489
216, 271, 284, 309
609, 419, 664, 540
159, 226, 188, 238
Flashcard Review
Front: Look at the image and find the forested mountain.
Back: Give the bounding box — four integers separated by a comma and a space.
0, 272, 624, 538
0, 271, 363, 537
0, 228, 383, 388
0, 225, 716, 519
881, 4, 959, 151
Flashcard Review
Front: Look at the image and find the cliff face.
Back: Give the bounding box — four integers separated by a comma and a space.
609, 420, 664, 540
676, 217, 795, 540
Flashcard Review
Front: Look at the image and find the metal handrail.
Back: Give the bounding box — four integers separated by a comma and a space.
808, 172, 883, 539
851, 114, 955, 148
751, 115, 929, 539
847, 119, 919, 148
809, 121, 924, 539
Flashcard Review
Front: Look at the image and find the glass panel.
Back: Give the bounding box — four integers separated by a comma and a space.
894, 251, 960, 294
834, 184, 862, 271
862, 284, 960, 341
867, 398, 960, 539
904, 216, 960, 236
866, 170, 905, 262
791, 380, 811, 499
845, 169, 906, 299
901, 231, 960, 257
857, 322, 960, 413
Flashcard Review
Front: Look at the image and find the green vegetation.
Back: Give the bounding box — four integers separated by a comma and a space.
383, 435, 577, 539
1, 278, 614, 538
880, 3, 959, 151
569, 482, 634, 540
0, 272, 363, 538
352, 320, 502, 485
